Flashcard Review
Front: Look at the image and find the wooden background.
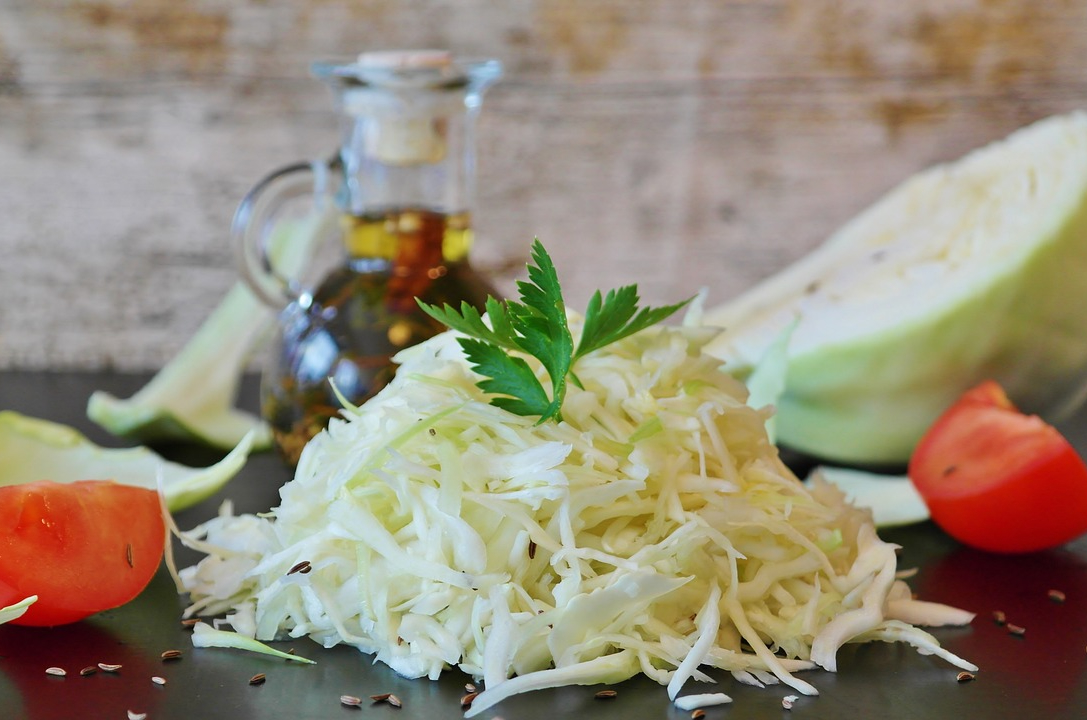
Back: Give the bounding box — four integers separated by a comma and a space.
2, 0, 1086, 370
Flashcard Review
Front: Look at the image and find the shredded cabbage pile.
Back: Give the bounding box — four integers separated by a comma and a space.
179, 321, 975, 715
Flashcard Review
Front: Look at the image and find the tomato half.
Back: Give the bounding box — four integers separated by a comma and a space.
0, 479, 166, 626
908, 381, 1087, 553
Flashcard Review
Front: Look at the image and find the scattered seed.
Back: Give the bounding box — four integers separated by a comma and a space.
528, 540, 537, 560
464, 682, 477, 693
249, 673, 267, 686
1048, 589, 1067, 603
287, 648, 296, 655
152, 676, 167, 686
957, 671, 976, 683
595, 689, 618, 699
125, 543, 134, 568
461, 692, 478, 708
128, 712, 147, 720
428, 427, 437, 436
1007, 624, 1026, 637
370, 692, 402, 707
160, 649, 183, 661
691, 710, 707, 719
340, 695, 363, 707
45, 667, 66, 677
79, 666, 97, 677
287, 560, 312, 575
992, 610, 1006, 626
98, 663, 122, 673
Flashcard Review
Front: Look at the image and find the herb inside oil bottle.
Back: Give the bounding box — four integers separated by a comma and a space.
263, 208, 496, 465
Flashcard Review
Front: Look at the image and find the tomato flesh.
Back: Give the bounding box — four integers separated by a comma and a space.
908, 381, 1087, 553
0, 479, 166, 626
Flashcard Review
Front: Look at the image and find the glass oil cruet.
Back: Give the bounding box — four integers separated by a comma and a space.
233, 50, 503, 464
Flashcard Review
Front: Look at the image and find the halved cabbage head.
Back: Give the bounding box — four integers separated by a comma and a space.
0, 411, 254, 512
706, 112, 1087, 465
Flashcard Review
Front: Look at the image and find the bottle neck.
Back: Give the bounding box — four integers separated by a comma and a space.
330, 88, 481, 227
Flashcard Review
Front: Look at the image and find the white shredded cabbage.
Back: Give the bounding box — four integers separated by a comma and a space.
674, 692, 733, 710
0, 596, 37, 625
189, 621, 316, 663
179, 321, 974, 716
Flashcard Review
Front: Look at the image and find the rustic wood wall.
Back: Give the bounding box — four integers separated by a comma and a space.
2, 0, 1085, 369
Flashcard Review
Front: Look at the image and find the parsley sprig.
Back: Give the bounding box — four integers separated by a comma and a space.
418, 239, 692, 424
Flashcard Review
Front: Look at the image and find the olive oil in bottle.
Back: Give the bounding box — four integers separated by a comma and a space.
262, 208, 496, 464
234, 51, 503, 465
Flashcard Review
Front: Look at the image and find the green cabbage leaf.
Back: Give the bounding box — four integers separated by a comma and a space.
87, 207, 336, 450
0, 411, 254, 512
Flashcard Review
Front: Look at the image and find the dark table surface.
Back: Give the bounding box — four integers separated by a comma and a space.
1, 371, 1086, 719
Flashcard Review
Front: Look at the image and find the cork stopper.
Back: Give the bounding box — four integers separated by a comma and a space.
350, 50, 457, 166
356, 49, 454, 71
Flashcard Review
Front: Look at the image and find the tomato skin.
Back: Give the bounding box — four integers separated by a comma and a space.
0, 480, 166, 626
908, 381, 1087, 554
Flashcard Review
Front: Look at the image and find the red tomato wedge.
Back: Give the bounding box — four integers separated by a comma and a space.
0, 479, 166, 626
908, 381, 1087, 553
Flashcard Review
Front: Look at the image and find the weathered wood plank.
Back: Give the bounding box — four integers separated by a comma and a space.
1, 0, 1085, 368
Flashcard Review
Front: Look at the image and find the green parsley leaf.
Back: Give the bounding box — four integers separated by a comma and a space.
418, 239, 692, 423
418, 299, 509, 349
574, 286, 692, 361
459, 338, 558, 418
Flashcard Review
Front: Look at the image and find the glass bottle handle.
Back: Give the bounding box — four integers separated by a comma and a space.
232, 157, 337, 308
